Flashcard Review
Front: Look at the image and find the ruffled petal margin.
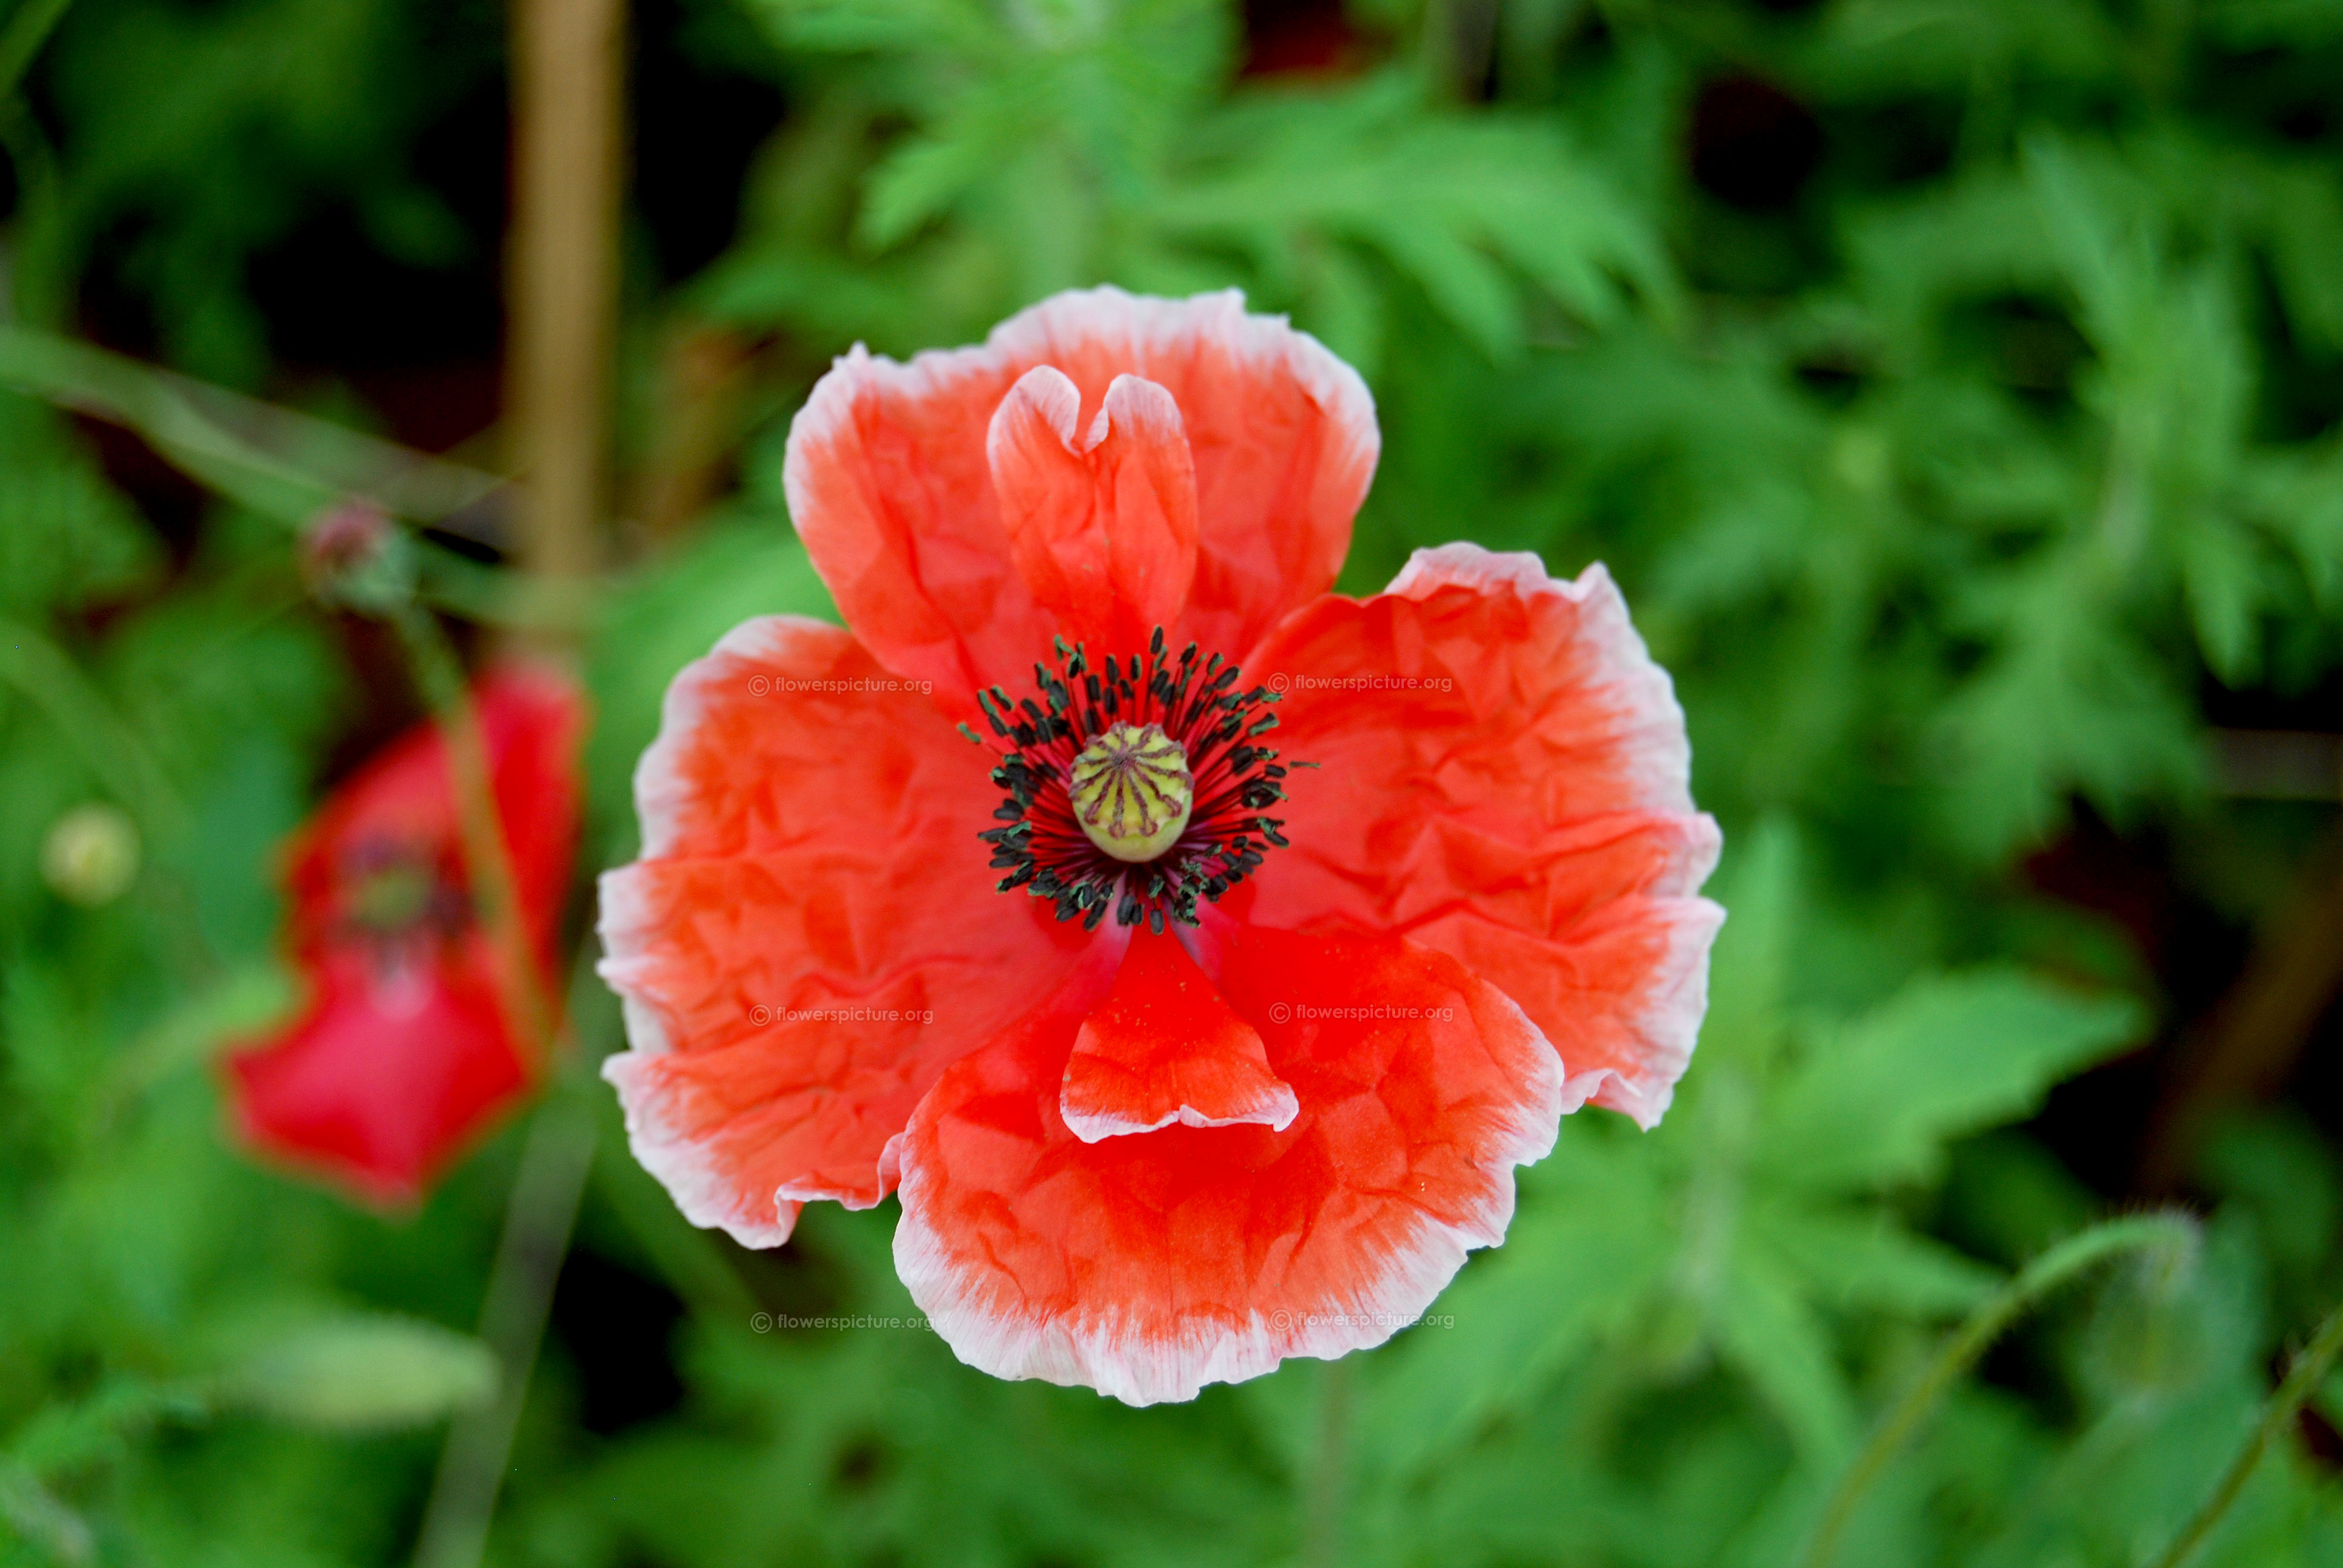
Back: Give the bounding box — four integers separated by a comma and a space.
597, 616, 1101, 1247
893, 924, 1563, 1406
1241, 544, 1725, 1127
784, 287, 1377, 719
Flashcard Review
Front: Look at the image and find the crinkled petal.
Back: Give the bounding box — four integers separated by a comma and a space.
893, 924, 1562, 1406
597, 616, 1103, 1247
1060, 925, 1297, 1142
784, 287, 1377, 719
1240, 544, 1723, 1126
989, 368, 1201, 656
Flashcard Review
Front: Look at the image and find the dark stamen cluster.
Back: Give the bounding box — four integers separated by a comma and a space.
338, 839, 470, 940
963, 627, 1293, 933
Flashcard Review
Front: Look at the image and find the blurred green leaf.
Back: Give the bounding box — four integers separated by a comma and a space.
1760, 968, 2143, 1194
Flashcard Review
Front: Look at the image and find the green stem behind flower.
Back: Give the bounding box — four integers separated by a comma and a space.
2140, 1298, 2343, 1568
0, 327, 590, 631
387, 603, 554, 1068
0, 324, 502, 526
410, 1083, 597, 1568
1800, 1212, 2200, 1568
1304, 1356, 1354, 1568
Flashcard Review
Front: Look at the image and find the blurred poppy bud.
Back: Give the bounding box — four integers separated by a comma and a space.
301, 500, 415, 613
2080, 1226, 2213, 1404
41, 802, 141, 906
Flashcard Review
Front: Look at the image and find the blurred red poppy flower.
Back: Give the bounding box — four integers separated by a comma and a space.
227, 667, 585, 1208
599, 288, 1722, 1404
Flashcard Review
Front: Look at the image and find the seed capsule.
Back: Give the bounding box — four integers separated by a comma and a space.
1068, 722, 1193, 863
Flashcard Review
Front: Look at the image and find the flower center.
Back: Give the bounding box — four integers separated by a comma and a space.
965, 628, 1293, 933
347, 861, 438, 930
338, 840, 466, 938
1069, 723, 1193, 861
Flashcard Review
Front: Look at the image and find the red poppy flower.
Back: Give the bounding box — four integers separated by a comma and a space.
227, 667, 585, 1208
599, 289, 1721, 1404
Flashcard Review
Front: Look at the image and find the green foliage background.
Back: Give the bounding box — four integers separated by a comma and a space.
5, 0, 2343, 1563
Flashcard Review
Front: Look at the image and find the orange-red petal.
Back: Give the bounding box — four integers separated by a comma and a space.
597, 616, 1104, 1247
1059, 926, 1297, 1142
989, 368, 1201, 656
1242, 545, 1724, 1127
784, 287, 1377, 718
892, 924, 1562, 1406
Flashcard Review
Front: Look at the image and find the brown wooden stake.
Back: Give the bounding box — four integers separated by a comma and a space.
503, 0, 622, 616
405, 8, 623, 1565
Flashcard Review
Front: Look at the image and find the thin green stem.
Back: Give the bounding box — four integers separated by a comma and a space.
409, 1086, 596, 1568
408, 955, 611, 1568
2140, 1299, 2343, 1568
1801, 1212, 2200, 1568
0, 324, 503, 527
387, 603, 554, 1067
1304, 1357, 1354, 1568
0, 328, 572, 629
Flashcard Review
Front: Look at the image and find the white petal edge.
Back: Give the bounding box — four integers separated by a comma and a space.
1058, 1080, 1302, 1145
784, 284, 1379, 572
1388, 544, 1696, 817
595, 613, 856, 1249
892, 976, 1565, 1407
598, 1052, 799, 1249
621, 613, 845, 863
1557, 894, 1728, 1129
1385, 542, 1726, 1127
